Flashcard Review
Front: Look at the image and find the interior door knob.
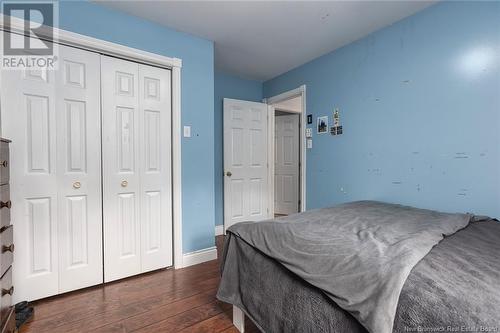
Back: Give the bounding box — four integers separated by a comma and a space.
121, 180, 128, 187
0, 160, 7, 167
73, 181, 81, 189
226, 171, 232, 177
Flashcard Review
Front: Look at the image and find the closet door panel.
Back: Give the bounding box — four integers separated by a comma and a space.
102, 56, 141, 282
56, 45, 103, 293
2, 66, 59, 302
139, 65, 172, 272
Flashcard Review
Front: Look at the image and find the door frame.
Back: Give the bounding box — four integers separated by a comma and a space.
264, 85, 307, 214
0, 16, 185, 269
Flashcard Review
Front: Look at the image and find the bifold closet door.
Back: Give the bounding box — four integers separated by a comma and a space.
1, 44, 103, 301
55, 46, 103, 293
138, 64, 172, 273
101, 56, 172, 282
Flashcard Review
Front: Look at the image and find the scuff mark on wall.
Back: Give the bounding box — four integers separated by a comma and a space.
454, 152, 469, 159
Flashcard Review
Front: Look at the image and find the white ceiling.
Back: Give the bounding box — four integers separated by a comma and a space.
274, 96, 302, 113
95, 1, 436, 81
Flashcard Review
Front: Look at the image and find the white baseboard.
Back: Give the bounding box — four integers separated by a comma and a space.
215, 224, 224, 236
182, 246, 217, 268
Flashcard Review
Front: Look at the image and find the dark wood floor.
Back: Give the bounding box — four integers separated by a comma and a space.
20, 236, 259, 333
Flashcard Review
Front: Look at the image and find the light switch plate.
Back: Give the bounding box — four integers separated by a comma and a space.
183, 126, 191, 138
307, 138, 313, 149
305, 128, 312, 138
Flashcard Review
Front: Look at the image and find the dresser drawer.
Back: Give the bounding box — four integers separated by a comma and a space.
0, 267, 12, 328
0, 186, 10, 231
0, 228, 13, 278
0, 142, 8, 186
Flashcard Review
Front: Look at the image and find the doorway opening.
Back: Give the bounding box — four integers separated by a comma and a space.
222, 86, 306, 231
266, 86, 306, 217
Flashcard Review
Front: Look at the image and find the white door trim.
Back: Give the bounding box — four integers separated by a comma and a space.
267, 105, 275, 217
0, 15, 184, 269
264, 85, 307, 213
0, 15, 182, 68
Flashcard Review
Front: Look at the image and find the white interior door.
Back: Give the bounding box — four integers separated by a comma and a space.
56, 46, 103, 293
275, 114, 299, 215
2, 64, 59, 302
138, 64, 172, 272
223, 98, 270, 230
102, 56, 172, 282
102, 56, 141, 282
1, 43, 102, 301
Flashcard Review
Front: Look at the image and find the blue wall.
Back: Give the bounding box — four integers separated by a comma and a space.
54, 2, 215, 253
264, 1, 500, 219
214, 72, 263, 226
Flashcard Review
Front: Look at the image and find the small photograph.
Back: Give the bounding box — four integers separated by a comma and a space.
317, 116, 328, 134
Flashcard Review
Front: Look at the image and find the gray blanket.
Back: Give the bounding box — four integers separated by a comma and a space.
217, 218, 500, 332
223, 201, 473, 333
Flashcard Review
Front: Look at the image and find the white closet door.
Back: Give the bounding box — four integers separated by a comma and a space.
56, 46, 103, 293
138, 64, 172, 272
1, 43, 102, 301
2, 67, 59, 302
102, 57, 173, 281
102, 56, 141, 282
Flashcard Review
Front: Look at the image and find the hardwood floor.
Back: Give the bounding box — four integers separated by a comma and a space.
20, 236, 260, 333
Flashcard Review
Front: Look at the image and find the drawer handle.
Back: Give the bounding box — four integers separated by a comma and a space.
1, 286, 13, 296
0, 160, 7, 168
121, 180, 128, 187
0, 200, 11, 209
2, 244, 14, 253
73, 181, 81, 189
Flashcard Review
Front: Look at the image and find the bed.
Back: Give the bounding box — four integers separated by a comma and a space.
217, 201, 500, 333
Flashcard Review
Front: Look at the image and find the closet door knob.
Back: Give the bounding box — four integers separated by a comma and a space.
1, 286, 14, 296
73, 181, 81, 189
0, 201, 11, 209
0, 160, 7, 167
226, 171, 232, 177
2, 244, 14, 253
121, 180, 128, 187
